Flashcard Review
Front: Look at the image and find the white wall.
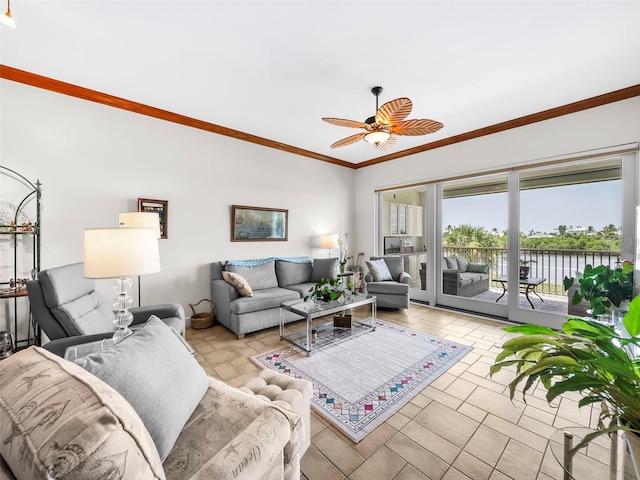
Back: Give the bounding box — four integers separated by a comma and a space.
0, 80, 355, 336
354, 97, 640, 261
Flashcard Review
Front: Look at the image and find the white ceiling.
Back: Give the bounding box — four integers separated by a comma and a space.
2, 1, 639, 165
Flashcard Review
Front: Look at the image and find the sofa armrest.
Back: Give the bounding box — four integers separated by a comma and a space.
398, 272, 412, 285
130, 303, 185, 322
195, 406, 292, 480
42, 333, 115, 357
364, 272, 374, 283
211, 279, 239, 325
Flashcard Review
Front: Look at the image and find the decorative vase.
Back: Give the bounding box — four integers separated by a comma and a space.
340, 264, 346, 273
626, 431, 640, 478
519, 266, 529, 279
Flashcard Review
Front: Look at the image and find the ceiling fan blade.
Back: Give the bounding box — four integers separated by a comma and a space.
373, 135, 397, 152
375, 98, 413, 125
330, 132, 366, 149
390, 119, 444, 136
322, 117, 369, 129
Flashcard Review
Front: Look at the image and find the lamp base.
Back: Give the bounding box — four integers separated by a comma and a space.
113, 277, 134, 342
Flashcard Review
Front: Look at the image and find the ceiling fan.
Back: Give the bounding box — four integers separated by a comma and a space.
322, 86, 444, 151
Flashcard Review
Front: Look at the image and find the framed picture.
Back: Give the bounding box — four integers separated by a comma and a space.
138, 198, 168, 239
231, 205, 288, 242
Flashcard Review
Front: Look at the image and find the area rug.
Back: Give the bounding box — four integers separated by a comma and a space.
252, 321, 472, 443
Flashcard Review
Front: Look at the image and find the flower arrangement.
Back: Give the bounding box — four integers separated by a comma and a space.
338, 238, 352, 273
304, 277, 357, 303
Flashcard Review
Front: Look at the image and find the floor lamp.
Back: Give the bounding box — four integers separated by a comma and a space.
118, 212, 161, 306
84, 227, 161, 342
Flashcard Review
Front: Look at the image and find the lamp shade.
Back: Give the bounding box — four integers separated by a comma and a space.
319, 234, 339, 249
118, 212, 161, 238
363, 130, 391, 145
84, 227, 161, 279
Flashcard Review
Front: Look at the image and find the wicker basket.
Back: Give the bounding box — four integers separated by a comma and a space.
189, 299, 214, 329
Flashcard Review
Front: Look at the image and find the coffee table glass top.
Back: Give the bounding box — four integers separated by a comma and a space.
281, 294, 376, 318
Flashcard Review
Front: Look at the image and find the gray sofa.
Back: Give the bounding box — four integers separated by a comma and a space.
210, 257, 338, 338
442, 255, 490, 298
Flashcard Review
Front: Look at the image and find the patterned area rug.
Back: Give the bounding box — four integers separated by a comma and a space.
252, 321, 472, 443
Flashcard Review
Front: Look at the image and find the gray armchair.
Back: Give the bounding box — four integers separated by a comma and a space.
27, 262, 185, 353
364, 256, 411, 309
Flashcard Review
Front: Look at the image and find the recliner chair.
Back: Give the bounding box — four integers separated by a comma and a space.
364, 256, 411, 309
27, 262, 186, 354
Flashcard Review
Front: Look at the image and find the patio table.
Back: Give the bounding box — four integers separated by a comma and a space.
492, 276, 546, 309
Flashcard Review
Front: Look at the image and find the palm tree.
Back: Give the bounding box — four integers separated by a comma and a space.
601, 224, 619, 239
556, 224, 567, 235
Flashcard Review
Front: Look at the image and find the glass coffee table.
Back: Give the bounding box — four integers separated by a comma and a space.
280, 295, 377, 356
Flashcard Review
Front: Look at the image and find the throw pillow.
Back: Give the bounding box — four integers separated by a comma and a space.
366, 258, 393, 282
0, 347, 164, 480
445, 256, 459, 270
75, 316, 209, 461
222, 271, 253, 296
467, 263, 489, 274
310, 257, 338, 282
453, 255, 468, 272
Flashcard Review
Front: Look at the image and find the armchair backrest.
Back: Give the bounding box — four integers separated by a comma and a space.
27, 262, 115, 340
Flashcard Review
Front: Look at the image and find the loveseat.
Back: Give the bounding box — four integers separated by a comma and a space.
0, 317, 307, 480
210, 256, 338, 338
442, 255, 490, 297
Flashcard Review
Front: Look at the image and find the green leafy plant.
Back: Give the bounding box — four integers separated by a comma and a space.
304, 277, 357, 303
491, 294, 640, 458
563, 261, 634, 316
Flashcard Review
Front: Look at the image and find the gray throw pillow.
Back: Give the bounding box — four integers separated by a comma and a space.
366, 258, 393, 281
75, 316, 209, 461
311, 257, 338, 282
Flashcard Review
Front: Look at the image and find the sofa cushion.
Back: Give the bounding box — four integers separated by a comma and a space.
366, 280, 410, 295
51, 290, 116, 335
310, 257, 338, 282
227, 260, 278, 290
0, 346, 165, 480
458, 272, 488, 286
451, 255, 468, 272
445, 256, 459, 270
75, 317, 209, 461
276, 260, 313, 287
222, 271, 253, 297
231, 287, 300, 315
467, 263, 489, 274
366, 258, 393, 282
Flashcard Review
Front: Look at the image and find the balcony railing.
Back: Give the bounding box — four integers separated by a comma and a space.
442, 246, 622, 295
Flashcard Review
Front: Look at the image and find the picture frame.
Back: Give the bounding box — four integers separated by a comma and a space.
231, 205, 288, 242
138, 198, 168, 239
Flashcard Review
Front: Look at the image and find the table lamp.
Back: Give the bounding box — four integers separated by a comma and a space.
84, 227, 161, 341
319, 234, 339, 258
119, 212, 161, 306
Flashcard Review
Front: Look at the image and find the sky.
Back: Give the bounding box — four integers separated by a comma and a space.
442, 180, 621, 234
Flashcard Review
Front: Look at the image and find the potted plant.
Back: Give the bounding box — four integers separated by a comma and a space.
519, 259, 536, 279
490, 295, 640, 472
563, 261, 634, 318
338, 238, 352, 273
304, 277, 357, 304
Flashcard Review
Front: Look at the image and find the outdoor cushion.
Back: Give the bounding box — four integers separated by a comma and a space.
452, 255, 468, 272
445, 257, 459, 270
226, 260, 278, 290
467, 263, 489, 273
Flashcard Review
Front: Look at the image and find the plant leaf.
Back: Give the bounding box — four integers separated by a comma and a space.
624, 295, 640, 337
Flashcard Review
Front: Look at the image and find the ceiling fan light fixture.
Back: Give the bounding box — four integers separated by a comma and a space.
0, 0, 15, 28
364, 130, 391, 146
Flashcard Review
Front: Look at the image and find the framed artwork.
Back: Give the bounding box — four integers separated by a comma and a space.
138, 198, 168, 239
231, 205, 288, 242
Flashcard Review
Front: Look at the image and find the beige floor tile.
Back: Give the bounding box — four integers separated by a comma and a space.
452, 451, 493, 480
466, 386, 525, 424
556, 397, 592, 427
352, 422, 397, 459
457, 402, 488, 423
430, 371, 457, 391
349, 447, 406, 480
393, 464, 430, 480
464, 425, 509, 466
400, 420, 461, 464
444, 377, 477, 401
385, 412, 411, 431
413, 401, 480, 448
442, 467, 472, 480
398, 401, 423, 419
300, 445, 346, 480
482, 414, 548, 453
409, 393, 432, 409
421, 385, 464, 410
386, 432, 449, 479
312, 429, 365, 476
495, 439, 544, 480
310, 414, 328, 437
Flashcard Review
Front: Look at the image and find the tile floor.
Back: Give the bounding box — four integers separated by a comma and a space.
187, 304, 635, 480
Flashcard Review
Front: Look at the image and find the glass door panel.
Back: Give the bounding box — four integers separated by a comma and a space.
517, 158, 623, 322
437, 174, 508, 317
